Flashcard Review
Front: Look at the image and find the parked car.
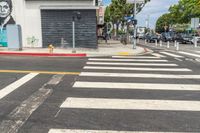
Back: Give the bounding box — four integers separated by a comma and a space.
161, 32, 173, 42
145, 33, 160, 43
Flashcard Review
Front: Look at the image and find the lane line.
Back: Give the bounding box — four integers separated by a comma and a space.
49, 129, 190, 133
88, 58, 168, 62
84, 66, 192, 72
87, 62, 178, 66
73, 82, 200, 91
0, 70, 80, 75
178, 51, 200, 58
80, 72, 200, 79
0, 74, 63, 133
151, 53, 166, 58
0, 73, 38, 99
60, 97, 200, 111
174, 58, 183, 61
112, 56, 160, 59
160, 52, 184, 58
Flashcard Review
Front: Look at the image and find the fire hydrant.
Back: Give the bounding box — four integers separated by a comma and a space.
48, 44, 54, 53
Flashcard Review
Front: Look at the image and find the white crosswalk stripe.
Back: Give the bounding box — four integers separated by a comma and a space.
179, 51, 200, 58
160, 52, 184, 58
49, 129, 188, 133
80, 72, 200, 79
112, 56, 160, 59
84, 66, 191, 71
60, 97, 200, 111
88, 58, 168, 62
73, 82, 200, 91
87, 62, 178, 66
151, 53, 166, 58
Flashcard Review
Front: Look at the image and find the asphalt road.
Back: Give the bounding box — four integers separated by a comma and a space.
0, 47, 200, 133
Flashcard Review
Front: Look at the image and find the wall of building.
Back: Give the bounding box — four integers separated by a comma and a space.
12, 0, 96, 48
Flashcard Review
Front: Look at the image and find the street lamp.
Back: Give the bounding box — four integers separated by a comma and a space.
72, 11, 81, 53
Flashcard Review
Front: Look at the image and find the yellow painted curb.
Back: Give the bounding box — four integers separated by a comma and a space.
0, 70, 80, 75
118, 52, 130, 56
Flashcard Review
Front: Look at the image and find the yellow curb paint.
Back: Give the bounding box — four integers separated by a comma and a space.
118, 52, 130, 56
0, 70, 80, 75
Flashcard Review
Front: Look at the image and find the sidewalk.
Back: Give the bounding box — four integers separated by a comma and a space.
0, 40, 147, 57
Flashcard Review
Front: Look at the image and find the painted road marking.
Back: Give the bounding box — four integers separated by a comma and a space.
84, 66, 191, 72
0, 73, 38, 99
0, 74, 63, 133
160, 52, 184, 58
174, 58, 183, 61
88, 58, 168, 62
179, 51, 200, 58
0, 70, 80, 75
87, 62, 178, 66
49, 129, 190, 133
73, 82, 200, 91
60, 97, 200, 111
112, 56, 160, 59
151, 53, 166, 58
80, 72, 200, 79
0, 88, 52, 133
195, 51, 200, 53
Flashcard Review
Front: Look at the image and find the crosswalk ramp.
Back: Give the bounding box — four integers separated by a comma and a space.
49, 55, 200, 133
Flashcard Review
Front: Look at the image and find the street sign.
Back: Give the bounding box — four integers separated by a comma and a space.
127, 0, 145, 3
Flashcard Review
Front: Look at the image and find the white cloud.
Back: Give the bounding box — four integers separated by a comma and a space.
137, 0, 179, 28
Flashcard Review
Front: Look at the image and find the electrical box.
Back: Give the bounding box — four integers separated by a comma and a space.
6, 25, 22, 50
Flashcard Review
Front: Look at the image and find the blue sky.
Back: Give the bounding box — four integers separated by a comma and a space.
103, 0, 179, 28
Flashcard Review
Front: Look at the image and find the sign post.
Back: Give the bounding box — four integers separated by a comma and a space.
127, 0, 145, 49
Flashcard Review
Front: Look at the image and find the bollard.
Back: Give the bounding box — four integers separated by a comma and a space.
174, 40, 177, 47
176, 42, 179, 51
194, 37, 197, 48
167, 41, 170, 48
48, 44, 54, 53
160, 40, 162, 47
155, 40, 157, 46
145, 39, 147, 44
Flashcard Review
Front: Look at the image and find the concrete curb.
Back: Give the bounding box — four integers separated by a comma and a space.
0, 52, 87, 57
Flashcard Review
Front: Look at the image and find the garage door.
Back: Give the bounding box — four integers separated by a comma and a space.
41, 10, 97, 48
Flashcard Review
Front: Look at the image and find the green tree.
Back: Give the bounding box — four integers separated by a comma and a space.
105, 0, 150, 36
156, 0, 200, 33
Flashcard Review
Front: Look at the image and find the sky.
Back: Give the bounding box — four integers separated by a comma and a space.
103, 0, 179, 29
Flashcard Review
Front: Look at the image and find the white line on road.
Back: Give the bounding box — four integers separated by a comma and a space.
73, 82, 200, 91
0, 74, 64, 133
88, 58, 168, 62
160, 52, 184, 58
49, 129, 191, 133
0, 73, 38, 99
179, 51, 200, 58
151, 53, 166, 58
0, 88, 52, 133
87, 62, 178, 66
112, 56, 160, 59
174, 58, 183, 61
80, 72, 200, 79
84, 66, 191, 72
195, 51, 200, 53
60, 97, 200, 111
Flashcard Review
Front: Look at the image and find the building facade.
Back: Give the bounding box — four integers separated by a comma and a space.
0, 0, 98, 48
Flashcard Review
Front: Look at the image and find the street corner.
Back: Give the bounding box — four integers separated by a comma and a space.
0, 51, 87, 57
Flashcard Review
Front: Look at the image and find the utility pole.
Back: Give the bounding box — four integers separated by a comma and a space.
133, 0, 137, 49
